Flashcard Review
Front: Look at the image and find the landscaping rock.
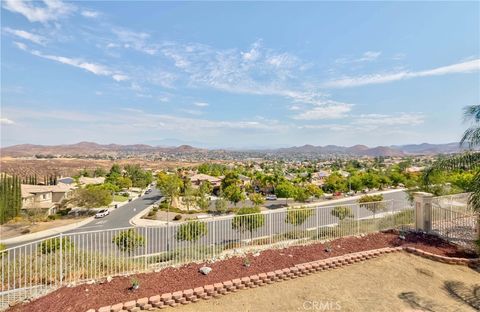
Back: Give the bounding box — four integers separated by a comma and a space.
199, 266, 212, 275
107, 276, 113, 283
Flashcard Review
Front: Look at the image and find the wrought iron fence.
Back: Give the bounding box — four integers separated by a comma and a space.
431, 193, 478, 249
0, 199, 414, 308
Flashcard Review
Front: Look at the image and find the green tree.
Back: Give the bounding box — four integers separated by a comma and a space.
293, 187, 310, 202
116, 176, 133, 189
275, 181, 296, 205
221, 171, 241, 189
75, 186, 113, 208
157, 172, 183, 209
223, 184, 246, 206
331, 206, 354, 221
182, 180, 196, 211
214, 196, 228, 214
285, 207, 314, 226
358, 194, 385, 218
39, 237, 74, 254
93, 167, 107, 177
112, 229, 145, 255
176, 220, 208, 242
249, 193, 265, 207
305, 183, 324, 198
232, 206, 265, 240
323, 173, 348, 193
0, 174, 22, 224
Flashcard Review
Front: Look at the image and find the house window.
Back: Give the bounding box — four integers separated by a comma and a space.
42, 194, 47, 200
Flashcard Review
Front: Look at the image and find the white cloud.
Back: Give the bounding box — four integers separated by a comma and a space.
335, 51, 382, 64
15, 42, 128, 82
4, 27, 46, 45
354, 113, 425, 126
241, 41, 261, 62
194, 102, 209, 107
112, 28, 158, 55
324, 59, 480, 88
2, 0, 75, 23
0, 117, 15, 125
292, 103, 354, 120
81, 10, 99, 18
112, 74, 129, 82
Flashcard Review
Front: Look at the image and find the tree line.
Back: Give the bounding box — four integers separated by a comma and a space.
0, 174, 22, 224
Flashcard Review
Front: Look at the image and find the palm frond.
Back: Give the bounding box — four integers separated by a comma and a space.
463, 105, 480, 123
460, 126, 480, 148
468, 170, 480, 212
423, 152, 480, 184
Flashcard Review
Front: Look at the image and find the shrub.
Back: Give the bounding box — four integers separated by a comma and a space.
38, 237, 74, 254
47, 214, 59, 221
112, 229, 145, 255
358, 194, 386, 216
331, 206, 354, 221
173, 214, 182, 221
176, 220, 208, 242
20, 228, 31, 235
285, 207, 314, 226
232, 207, 265, 237
0, 243, 6, 253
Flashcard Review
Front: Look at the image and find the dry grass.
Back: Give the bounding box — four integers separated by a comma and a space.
172, 252, 480, 312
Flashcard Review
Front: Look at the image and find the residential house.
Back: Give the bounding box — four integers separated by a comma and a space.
21, 184, 74, 215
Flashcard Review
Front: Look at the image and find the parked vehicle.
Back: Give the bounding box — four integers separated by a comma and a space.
145, 189, 152, 194
95, 209, 110, 218
265, 194, 277, 200
323, 193, 333, 199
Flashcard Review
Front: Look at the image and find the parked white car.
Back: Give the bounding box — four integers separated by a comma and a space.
265, 194, 277, 200
95, 209, 110, 218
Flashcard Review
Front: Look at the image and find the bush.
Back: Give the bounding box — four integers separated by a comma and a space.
20, 228, 30, 235
232, 207, 265, 236
285, 207, 314, 226
112, 229, 145, 255
331, 206, 354, 221
0, 243, 6, 253
176, 220, 208, 242
38, 237, 74, 254
47, 214, 59, 221
173, 214, 182, 221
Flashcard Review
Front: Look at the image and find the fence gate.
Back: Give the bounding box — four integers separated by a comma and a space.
430, 193, 478, 250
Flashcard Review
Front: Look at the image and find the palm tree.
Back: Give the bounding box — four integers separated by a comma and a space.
424, 105, 480, 239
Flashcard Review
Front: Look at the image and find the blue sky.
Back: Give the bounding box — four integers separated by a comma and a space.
1, 1, 479, 148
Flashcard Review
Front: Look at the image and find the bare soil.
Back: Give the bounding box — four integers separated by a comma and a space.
0, 217, 88, 240
0, 157, 202, 179
175, 252, 480, 312
7, 231, 478, 312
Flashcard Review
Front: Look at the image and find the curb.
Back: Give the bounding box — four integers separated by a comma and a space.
86, 246, 479, 312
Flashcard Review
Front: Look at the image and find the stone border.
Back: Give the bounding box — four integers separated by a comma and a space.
86, 246, 479, 312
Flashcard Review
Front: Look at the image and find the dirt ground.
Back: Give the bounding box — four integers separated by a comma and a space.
172, 253, 480, 312
0, 217, 87, 239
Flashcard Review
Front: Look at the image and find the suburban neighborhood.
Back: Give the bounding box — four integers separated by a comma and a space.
1, 1, 479, 312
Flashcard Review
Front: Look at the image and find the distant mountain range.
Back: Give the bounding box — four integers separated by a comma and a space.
0, 141, 473, 158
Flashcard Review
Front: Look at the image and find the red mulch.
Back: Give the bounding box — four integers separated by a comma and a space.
8, 231, 477, 312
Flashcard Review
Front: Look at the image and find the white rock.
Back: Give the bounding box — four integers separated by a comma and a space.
199, 266, 212, 275
107, 276, 113, 283
253, 252, 260, 257
87, 280, 95, 285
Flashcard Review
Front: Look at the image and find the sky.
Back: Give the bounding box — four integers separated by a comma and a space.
1, 1, 479, 149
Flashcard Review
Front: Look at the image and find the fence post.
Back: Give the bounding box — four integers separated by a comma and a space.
59, 233, 63, 286
212, 215, 216, 259
413, 192, 433, 232
269, 211, 273, 245
356, 205, 360, 235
